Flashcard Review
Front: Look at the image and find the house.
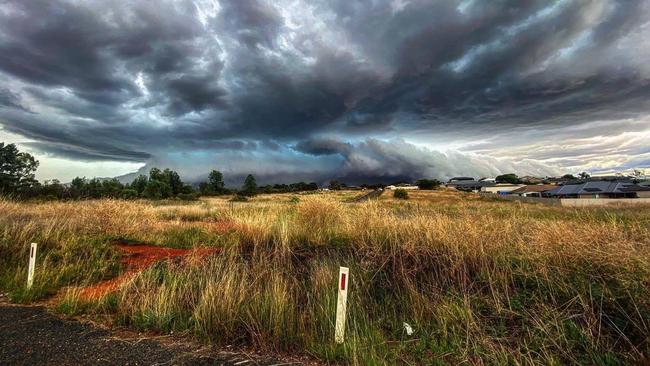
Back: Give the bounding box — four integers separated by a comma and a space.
385, 184, 419, 190
519, 176, 545, 184
545, 176, 571, 185
480, 184, 525, 195
448, 177, 475, 183
508, 184, 556, 197
544, 181, 650, 198
588, 175, 635, 183
446, 180, 494, 192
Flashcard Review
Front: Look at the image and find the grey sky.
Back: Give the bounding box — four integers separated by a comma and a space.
0, 0, 648, 183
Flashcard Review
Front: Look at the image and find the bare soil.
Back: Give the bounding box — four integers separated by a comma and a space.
81, 242, 216, 299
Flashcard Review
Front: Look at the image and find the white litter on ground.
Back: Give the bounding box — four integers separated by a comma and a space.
403, 322, 414, 336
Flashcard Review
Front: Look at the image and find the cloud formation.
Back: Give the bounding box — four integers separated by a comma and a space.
0, 0, 649, 183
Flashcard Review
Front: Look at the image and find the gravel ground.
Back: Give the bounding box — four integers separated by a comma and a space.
0, 301, 301, 366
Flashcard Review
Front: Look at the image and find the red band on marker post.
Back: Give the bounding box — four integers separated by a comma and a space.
340, 273, 346, 290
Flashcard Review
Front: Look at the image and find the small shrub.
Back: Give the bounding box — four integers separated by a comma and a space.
394, 189, 409, 199
289, 196, 300, 204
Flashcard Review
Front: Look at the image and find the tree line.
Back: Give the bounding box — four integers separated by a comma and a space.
1, 143, 324, 200
2, 142, 446, 200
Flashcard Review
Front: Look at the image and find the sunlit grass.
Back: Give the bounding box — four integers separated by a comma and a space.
0, 191, 649, 364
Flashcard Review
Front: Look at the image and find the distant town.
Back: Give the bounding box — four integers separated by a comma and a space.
443, 172, 650, 199
375, 171, 650, 206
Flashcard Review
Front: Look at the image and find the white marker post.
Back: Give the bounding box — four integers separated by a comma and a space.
335, 266, 349, 344
27, 243, 38, 288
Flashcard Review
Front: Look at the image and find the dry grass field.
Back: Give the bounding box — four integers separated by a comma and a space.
1, 190, 649, 365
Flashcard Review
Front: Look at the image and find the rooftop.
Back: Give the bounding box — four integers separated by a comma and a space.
448, 177, 475, 182
545, 181, 650, 196
509, 185, 556, 194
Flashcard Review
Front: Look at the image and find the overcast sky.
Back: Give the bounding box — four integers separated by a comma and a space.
1, 0, 649, 184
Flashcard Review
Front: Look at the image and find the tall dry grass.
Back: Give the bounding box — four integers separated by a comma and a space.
1, 193, 649, 364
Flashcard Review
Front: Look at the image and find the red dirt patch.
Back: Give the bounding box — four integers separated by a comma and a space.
81, 243, 216, 300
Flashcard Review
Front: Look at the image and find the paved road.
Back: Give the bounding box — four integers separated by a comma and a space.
352, 189, 384, 202
0, 303, 298, 366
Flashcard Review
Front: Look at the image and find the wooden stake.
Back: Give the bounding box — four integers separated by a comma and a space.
335, 266, 349, 344
27, 243, 37, 288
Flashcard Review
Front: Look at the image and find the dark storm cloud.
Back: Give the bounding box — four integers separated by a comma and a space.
0, 109, 152, 161
217, 0, 283, 49
23, 142, 150, 162
162, 74, 228, 116
344, 114, 394, 133
0, 0, 648, 180
347, 0, 650, 133
0, 88, 29, 112
0, 1, 137, 103
294, 138, 352, 156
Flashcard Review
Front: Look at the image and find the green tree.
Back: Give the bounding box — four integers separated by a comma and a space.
180, 184, 194, 194
120, 189, 138, 199
198, 181, 210, 195
241, 174, 257, 196
130, 175, 148, 195
71, 177, 85, 191
0, 143, 39, 194
416, 178, 441, 190
101, 178, 124, 197
495, 173, 521, 184
149, 168, 164, 182
163, 168, 183, 195
86, 178, 103, 198
146, 168, 179, 198
40, 179, 65, 199
70, 177, 86, 198
208, 170, 225, 194
142, 179, 172, 200
578, 171, 591, 180
328, 180, 342, 190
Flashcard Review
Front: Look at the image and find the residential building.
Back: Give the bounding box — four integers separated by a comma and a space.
385, 184, 419, 190
544, 181, 650, 198
446, 180, 494, 192
480, 184, 525, 195
519, 176, 545, 184
448, 177, 475, 183
508, 184, 556, 197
